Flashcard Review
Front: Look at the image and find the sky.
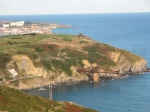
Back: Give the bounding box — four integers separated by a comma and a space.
0, 0, 150, 15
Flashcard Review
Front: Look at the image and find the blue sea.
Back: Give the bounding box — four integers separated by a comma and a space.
1, 13, 150, 112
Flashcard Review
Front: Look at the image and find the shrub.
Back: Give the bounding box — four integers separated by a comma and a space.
7, 40, 12, 45
48, 45, 54, 50
7, 41, 29, 45
35, 47, 44, 52
32, 54, 38, 59
43, 59, 73, 76
0, 77, 3, 81
43, 60, 52, 70
79, 40, 88, 44
63, 38, 72, 41
0, 53, 11, 68
17, 51, 22, 54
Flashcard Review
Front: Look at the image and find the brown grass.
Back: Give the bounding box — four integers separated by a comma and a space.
0, 95, 3, 101
65, 102, 83, 112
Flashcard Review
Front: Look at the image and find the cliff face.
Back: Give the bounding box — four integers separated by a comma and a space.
130, 60, 147, 73
6, 55, 88, 89
8, 51, 146, 89
109, 51, 147, 74
7, 55, 47, 78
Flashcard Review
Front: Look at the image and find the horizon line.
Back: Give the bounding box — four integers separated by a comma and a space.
0, 12, 150, 16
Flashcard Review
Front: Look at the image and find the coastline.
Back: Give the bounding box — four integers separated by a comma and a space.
0, 13, 150, 112
19, 70, 150, 91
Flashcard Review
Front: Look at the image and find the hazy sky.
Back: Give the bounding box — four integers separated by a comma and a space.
0, 0, 150, 15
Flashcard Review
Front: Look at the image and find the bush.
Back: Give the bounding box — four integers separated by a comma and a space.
7, 41, 29, 45
7, 40, 12, 45
48, 45, 54, 50
43, 59, 73, 76
0, 77, 3, 81
63, 38, 72, 41
43, 60, 52, 70
17, 51, 22, 54
0, 53, 11, 68
32, 54, 38, 59
79, 40, 88, 44
35, 47, 44, 52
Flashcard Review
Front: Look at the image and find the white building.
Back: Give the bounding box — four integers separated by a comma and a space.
10, 21, 25, 27
31, 30, 44, 34
3, 24, 10, 28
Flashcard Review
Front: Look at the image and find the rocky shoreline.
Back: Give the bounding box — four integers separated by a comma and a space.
8, 75, 89, 90
18, 69, 150, 91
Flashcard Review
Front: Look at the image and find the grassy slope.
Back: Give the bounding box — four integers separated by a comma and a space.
0, 34, 142, 76
0, 85, 97, 112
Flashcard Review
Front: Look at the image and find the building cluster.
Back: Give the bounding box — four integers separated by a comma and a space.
3, 21, 25, 28
0, 21, 69, 36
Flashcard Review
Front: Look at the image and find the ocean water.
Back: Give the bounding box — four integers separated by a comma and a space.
1, 13, 150, 112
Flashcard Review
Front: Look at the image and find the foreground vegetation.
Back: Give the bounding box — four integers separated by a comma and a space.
0, 85, 97, 112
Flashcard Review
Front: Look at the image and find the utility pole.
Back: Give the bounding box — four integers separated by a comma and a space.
49, 84, 52, 100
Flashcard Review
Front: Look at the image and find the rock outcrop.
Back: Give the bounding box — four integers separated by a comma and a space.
6, 55, 47, 78
6, 55, 88, 89
130, 60, 147, 73
109, 51, 147, 74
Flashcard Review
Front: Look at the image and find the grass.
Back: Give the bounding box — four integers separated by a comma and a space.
0, 85, 53, 112
0, 34, 143, 77
84, 44, 116, 68
0, 34, 74, 53
56, 34, 75, 39
63, 38, 72, 41
79, 40, 88, 44
120, 50, 142, 64
35, 34, 52, 40
0, 86, 97, 112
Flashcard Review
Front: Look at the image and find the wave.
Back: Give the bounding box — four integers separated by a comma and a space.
121, 75, 130, 79
37, 87, 47, 91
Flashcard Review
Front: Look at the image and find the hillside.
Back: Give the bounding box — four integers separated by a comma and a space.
0, 85, 97, 112
0, 34, 147, 89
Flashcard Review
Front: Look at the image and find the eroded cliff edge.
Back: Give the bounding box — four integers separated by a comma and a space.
109, 51, 147, 74
0, 34, 147, 89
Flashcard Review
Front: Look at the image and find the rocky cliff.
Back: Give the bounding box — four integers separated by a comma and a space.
0, 34, 148, 89
7, 55, 47, 78
109, 51, 147, 74
5, 55, 88, 89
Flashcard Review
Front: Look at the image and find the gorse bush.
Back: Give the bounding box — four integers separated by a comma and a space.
35, 47, 44, 52
48, 45, 54, 50
42, 59, 73, 76
79, 40, 88, 44
63, 38, 72, 41
7, 41, 29, 45
43, 60, 52, 70
0, 53, 11, 68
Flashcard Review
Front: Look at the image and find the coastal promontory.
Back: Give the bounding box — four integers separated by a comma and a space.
0, 34, 147, 89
